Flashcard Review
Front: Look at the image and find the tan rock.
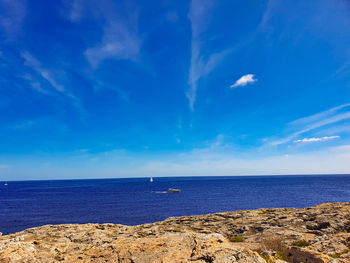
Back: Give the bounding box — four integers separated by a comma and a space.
0, 202, 349, 263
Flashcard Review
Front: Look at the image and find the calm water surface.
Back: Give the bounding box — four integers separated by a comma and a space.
1, 175, 350, 235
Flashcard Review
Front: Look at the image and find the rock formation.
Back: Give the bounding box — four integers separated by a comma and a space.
0, 202, 349, 262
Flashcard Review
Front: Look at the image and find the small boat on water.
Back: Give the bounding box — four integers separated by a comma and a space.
4, 182, 8, 186
150, 177, 153, 183
167, 188, 181, 193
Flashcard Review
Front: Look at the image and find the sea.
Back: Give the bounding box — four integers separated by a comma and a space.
1, 175, 350, 235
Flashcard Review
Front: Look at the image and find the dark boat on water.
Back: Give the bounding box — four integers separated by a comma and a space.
167, 188, 181, 193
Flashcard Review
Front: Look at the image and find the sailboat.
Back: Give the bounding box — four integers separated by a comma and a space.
150, 177, 153, 183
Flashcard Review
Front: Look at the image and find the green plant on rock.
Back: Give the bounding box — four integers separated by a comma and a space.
258, 253, 272, 263
331, 249, 350, 259
230, 235, 244, 242
292, 239, 310, 247
331, 253, 340, 259
258, 251, 288, 263
276, 251, 288, 261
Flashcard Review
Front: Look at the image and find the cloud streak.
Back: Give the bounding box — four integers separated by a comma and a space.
22, 52, 64, 92
230, 74, 257, 88
294, 136, 340, 143
289, 103, 350, 127
187, 0, 229, 110
21, 51, 86, 118
268, 103, 350, 146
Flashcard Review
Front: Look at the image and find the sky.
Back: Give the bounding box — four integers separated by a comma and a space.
1, 0, 350, 180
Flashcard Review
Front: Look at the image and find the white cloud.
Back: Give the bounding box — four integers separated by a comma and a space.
230, 74, 257, 88
294, 136, 340, 143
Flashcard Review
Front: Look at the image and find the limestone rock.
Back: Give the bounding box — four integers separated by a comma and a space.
0, 202, 349, 263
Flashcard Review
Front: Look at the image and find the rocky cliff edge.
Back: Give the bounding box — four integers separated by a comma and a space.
1, 202, 350, 263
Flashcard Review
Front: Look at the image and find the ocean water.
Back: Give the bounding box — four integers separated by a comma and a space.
1, 175, 350, 235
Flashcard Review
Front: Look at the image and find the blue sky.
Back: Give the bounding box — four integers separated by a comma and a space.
1, 0, 350, 180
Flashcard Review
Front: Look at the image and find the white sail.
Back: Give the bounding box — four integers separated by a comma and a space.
150, 177, 153, 183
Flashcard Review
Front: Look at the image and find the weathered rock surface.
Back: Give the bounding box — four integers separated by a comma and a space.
0, 203, 349, 263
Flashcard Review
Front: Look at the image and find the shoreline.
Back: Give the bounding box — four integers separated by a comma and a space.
1, 202, 350, 262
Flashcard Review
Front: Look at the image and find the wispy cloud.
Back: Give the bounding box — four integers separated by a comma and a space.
230, 74, 257, 88
64, 0, 84, 22
21, 51, 86, 118
22, 74, 49, 94
187, 46, 229, 110
289, 103, 350, 127
64, 0, 142, 68
316, 124, 350, 136
0, 0, 27, 38
92, 79, 129, 103
268, 103, 350, 146
187, 0, 229, 110
294, 136, 340, 143
331, 60, 350, 79
85, 20, 141, 68
30, 82, 48, 94
22, 52, 64, 92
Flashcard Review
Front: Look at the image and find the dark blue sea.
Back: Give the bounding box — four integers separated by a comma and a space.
1, 175, 350, 235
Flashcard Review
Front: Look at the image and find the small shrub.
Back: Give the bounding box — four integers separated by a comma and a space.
230, 235, 244, 242
255, 235, 288, 262
258, 253, 271, 263
331, 249, 350, 259
260, 235, 285, 252
292, 239, 310, 247
331, 253, 340, 259
276, 251, 288, 261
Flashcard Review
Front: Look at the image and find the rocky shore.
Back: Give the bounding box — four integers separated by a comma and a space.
0, 202, 349, 263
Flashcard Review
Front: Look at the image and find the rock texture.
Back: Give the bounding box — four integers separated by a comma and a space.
0, 203, 350, 263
